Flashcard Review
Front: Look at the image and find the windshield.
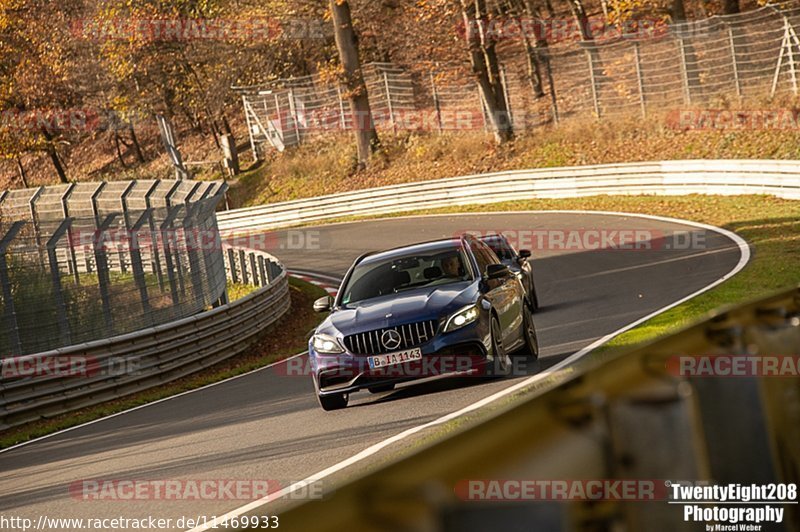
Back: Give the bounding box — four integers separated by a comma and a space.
340, 247, 471, 305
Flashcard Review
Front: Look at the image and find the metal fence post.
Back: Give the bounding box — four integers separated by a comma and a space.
771, 17, 800, 97
249, 253, 259, 287
786, 17, 799, 95
0, 222, 26, 356
726, 24, 742, 99
129, 209, 152, 318
585, 48, 601, 117
477, 87, 488, 132
242, 95, 259, 162
160, 206, 182, 306
46, 218, 74, 346
60, 183, 80, 284
195, 192, 228, 307
227, 248, 238, 283
181, 204, 206, 306
676, 37, 692, 105
336, 85, 347, 130
500, 65, 514, 128
633, 42, 646, 118
258, 255, 268, 287
29, 187, 45, 269
140, 181, 165, 293
239, 249, 248, 285
93, 214, 117, 333
288, 89, 301, 145
384, 71, 396, 133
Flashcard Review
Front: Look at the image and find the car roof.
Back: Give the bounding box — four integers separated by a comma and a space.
359, 237, 467, 266
480, 234, 509, 244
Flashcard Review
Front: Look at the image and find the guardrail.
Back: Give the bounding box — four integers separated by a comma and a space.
217, 159, 800, 233
267, 285, 800, 531
0, 247, 290, 431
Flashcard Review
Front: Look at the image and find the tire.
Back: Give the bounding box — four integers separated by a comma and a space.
488, 316, 511, 377
318, 392, 348, 411
520, 303, 539, 360
368, 383, 395, 394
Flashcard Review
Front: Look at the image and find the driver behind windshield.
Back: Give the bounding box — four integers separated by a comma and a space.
441, 254, 462, 278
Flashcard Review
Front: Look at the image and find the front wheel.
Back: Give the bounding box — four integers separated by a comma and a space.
487, 316, 511, 377
318, 392, 348, 411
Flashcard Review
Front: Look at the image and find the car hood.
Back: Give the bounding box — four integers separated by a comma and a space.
320, 281, 478, 336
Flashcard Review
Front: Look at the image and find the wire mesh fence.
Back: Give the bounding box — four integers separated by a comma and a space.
0, 180, 229, 357
236, 4, 800, 156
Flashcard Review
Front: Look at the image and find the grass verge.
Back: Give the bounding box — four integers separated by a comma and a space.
228, 112, 800, 208
0, 277, 327, 450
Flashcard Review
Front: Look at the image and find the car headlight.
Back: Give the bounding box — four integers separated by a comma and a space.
443, 304, 480, 333
312, 334, 344, 354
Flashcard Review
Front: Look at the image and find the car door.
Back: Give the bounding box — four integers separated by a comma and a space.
470, 240, 523, 347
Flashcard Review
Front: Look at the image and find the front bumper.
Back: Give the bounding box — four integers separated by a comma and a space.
311, 321, 492, 396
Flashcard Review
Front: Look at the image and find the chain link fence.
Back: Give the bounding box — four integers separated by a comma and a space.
0, 180, 229, 357
237, 4, 800, 156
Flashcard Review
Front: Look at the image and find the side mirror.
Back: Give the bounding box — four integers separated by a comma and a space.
313, 296, 334, 313
518, 249, 532, 259
485, 264, 510, 280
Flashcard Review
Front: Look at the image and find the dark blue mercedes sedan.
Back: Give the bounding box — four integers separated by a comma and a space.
308, 234, 539, 410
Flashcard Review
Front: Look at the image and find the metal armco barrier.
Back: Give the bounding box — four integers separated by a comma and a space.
269, 286, 800, 532
0, 247, 289, 431
217, 159, 800, 233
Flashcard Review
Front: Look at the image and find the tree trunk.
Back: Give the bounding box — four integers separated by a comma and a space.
128, 122, 145, 163
222, 114, 234, 138
722, 0, 739, 15
330, 0, 380, 170
670, 0, 701, 96
566, 0, 607, 105
525, 0, 559, 121
114, 131, 129, 168
670, 0, 687, 22
40, 127, 68, 184
459, 0, 513, 144
567, 0, 593, 42
15, 156, 29, 188
522, 34, 545, 98
506, 0, 544, 98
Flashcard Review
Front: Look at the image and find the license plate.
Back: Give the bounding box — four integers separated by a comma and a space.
368, 348, 422, 369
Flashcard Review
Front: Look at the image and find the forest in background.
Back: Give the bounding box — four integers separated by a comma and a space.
0, 0, 767, 188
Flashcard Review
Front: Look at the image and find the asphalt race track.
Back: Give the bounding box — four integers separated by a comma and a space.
0, 212, 747, 530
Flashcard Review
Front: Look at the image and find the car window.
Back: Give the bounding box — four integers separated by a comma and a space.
470, 240, 499, 275
478, 240, 501, 265
341, 247, 471, 305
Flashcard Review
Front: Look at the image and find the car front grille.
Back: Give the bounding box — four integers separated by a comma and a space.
343, 320, 438, 355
